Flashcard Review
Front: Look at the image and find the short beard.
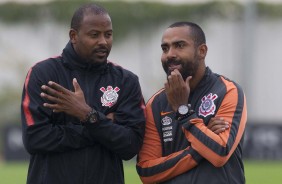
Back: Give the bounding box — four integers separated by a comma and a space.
162, 59, 181, 76
163, 57, 199, 81
180, 59, 199, 80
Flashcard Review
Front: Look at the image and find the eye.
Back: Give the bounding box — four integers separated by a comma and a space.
161, 46, 168, 53
105, 32, 113, 38
90, 33, 99, 38
176, 42, 185, 48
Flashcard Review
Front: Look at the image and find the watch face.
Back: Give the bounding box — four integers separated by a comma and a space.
89, 114, 98, 123
178, 105, 189, 115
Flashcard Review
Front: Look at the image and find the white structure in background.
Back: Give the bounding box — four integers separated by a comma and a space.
0, 0, 282, 4
0, 0, 282, 123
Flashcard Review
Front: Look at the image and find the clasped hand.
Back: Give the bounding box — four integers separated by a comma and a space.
164, 69, 192, 112
40, 78, 91, 120
164, 69, 229, 134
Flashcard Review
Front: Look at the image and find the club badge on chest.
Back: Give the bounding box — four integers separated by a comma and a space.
100, 86, 120, 107
199, 93, 218, 117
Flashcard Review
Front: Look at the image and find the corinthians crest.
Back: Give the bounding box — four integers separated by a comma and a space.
199, 93, 218, 117
100, 86, 120, 107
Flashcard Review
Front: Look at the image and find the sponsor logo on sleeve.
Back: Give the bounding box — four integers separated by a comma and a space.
160, 111, 173, 116
163, 131, 172, 137
164, 138, 173, 142
161, 116, 173, 142
161, 116, 172, 126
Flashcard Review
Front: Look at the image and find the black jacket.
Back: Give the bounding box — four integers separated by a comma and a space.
21, 42, 145, 184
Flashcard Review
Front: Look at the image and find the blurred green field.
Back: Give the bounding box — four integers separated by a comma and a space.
0, 160, 281, 184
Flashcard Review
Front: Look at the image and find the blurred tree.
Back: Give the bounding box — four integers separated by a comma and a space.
0, 0, 281, 126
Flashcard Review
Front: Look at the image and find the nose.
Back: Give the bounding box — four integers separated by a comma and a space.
166, 48, 177, 60
98, 35, 107, 45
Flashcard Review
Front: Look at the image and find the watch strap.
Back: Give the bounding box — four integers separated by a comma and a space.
177, 110, 195, 121
80, 108, 99, 124
175, 104, 195, 121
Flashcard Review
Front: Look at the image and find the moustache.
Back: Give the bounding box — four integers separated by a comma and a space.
166, 59, 181, 66
93, 47, 109, 53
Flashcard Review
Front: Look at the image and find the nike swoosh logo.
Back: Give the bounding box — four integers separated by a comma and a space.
160, 111, 173, 116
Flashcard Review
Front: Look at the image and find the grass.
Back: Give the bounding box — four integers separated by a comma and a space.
124, 161, 142, 184
244, 160, 282, 184
0, 160, 281, 184
0, 162, 28, 184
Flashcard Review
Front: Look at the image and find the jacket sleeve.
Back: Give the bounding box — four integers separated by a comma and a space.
136, 91, 202, 184
21, 66, 92, 154
182, 77, 247, 167
84, 75, 145, 160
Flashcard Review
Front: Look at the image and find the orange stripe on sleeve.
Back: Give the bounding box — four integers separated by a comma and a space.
23, 68, 35, 126
137, 90, 198, 183
183, 78, 247, 167
139, 152, 197, 184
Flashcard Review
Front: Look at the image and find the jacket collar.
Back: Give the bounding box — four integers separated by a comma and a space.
61, 41, 109, 73
196, 67, 214, 88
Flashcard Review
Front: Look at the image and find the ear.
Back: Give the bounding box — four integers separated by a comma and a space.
197, 44, 208, 59
69, 29, 78, 44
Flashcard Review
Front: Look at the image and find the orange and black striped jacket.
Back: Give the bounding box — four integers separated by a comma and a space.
137, 67, 247, 184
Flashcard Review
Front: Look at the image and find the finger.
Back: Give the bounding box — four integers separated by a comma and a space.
214, 120, 229, 127
73, 78, 81, 93
208, 117, 225, 126
209, 120, 229, 130
207, 122, 213, 129
167, 74, 178, 92
168, 70, 183, 93
169, 70, 179, 84
173, 69, 184, 83
52, 108, 65, 113
40, 92, 61, 104
209, 117, 219, 124
41, 85, 65, 99
216, 117, 224, 121
43, 102, 61, 111
213, 128, 226, 135
167, 73, 174, 86
185, 76, 192, 86
207, 117, 218, 128
47, 81, 70, 95
211, 124, 229, 131
173, 69, 183, 84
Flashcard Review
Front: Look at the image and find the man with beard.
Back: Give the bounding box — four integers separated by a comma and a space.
21, 3, 145, 184
136, 22, 247, 184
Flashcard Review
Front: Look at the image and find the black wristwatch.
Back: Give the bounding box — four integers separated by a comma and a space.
81, 108, 99, 124
176, 104, 195, 121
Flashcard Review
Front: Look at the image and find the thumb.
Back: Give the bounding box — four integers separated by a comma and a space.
73, 78, 81, 92
185, 76, 192, 86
